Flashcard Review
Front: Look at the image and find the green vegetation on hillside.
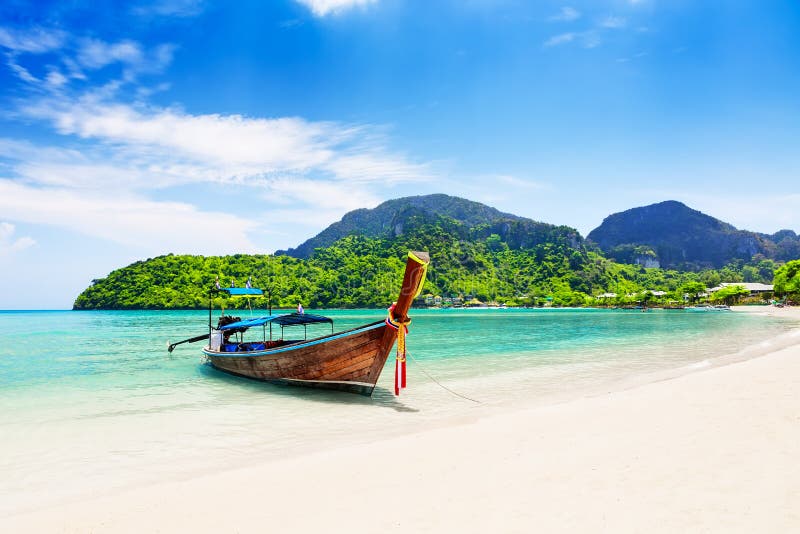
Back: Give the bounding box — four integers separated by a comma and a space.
75, 195, 796, 310
74, 222, 784, 310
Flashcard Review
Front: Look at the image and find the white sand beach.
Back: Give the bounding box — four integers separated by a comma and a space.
4, 306, 800, 533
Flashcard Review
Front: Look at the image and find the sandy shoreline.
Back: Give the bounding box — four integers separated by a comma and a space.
4, 306, 800, 533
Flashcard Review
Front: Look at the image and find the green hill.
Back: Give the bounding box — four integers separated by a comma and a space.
276, 193, 581, 258
587, 200, 799, 269
74, 195, 787, 310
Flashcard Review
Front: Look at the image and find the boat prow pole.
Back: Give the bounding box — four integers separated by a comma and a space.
368, 251, 430, 390
389, 251, 430, 323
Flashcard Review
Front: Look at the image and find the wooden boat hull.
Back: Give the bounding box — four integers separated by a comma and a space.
201, 250, 429, 396
203, 321, 393, 395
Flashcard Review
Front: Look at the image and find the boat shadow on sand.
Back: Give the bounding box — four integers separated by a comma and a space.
198, 362, 420, 412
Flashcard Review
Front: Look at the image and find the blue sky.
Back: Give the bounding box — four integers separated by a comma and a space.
1, 0, 799, 308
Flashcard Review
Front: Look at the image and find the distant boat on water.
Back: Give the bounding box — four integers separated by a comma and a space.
169, 251, 430, 396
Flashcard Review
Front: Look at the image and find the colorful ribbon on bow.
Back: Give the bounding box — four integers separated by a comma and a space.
385, 302, 411, 396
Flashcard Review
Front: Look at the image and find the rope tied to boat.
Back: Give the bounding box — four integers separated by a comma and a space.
386, 303, 411, 396
405, 351, 481, 404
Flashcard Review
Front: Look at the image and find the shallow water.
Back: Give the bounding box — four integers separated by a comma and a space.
1, 308, 798, 515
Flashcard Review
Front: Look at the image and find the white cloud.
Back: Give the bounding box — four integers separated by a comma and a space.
19, 96, 428, 187
0, 27, 66, 53
0, 138, 84, 165
2, 28, 174, 89
280, 19, 305, 30
323, 152, 428, 184
543, 32, 576, 47
544, 31, 602, 49
296, 0, 377, 17
73, 39, 175, 80
0, 180, 256, 254
16, 160, 156, 189
25, 100, 329, 169
6, 57, 39, 83
549, 7, 581, 22
600, 16, 627, 29
61, 57, 88, 80
132, 0, 206, 17
544, 11, 635, 50
77, 39, 143, 69
0, 222, 36, 255
2, 90, 429, 251
45, 68, 69, 88
268, 176, 379, 211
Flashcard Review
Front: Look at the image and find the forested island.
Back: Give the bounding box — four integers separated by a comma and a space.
73, 195, 800, 309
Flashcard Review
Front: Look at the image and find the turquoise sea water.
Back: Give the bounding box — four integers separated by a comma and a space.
1, 308, 799, 516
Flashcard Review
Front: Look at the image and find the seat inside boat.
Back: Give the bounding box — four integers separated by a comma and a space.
221, 339, 300, 352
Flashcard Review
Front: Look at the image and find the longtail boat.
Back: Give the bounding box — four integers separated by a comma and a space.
168, 251, 429, 395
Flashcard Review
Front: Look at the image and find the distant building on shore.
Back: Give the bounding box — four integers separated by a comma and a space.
708, 282, 774, 297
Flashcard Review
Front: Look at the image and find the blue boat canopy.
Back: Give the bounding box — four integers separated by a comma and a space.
218, 312, 333, 331
218, 287, 264, 297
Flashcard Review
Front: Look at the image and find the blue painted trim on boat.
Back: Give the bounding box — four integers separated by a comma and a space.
203, 321, 386, 358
